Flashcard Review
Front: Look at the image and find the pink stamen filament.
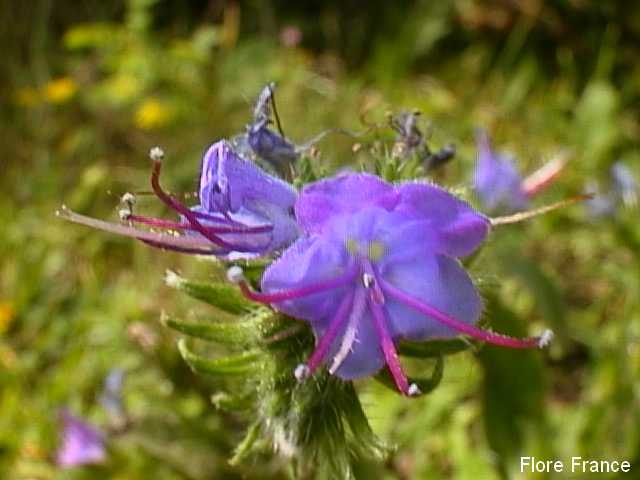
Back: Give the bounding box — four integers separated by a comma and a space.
379, 277, 542, 349
150, 160, 262, 252
126, 213, 273, 234
57, 206, 223, 253
305, 291, 355, 374
237, 266, 358, 304
368, 292, 411, 395
141, 239, 222, 255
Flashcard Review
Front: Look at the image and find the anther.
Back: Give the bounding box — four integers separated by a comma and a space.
226, 266, 245, 284
408, 383, 422, 397
362, 273, 374, 289
293, 364, 310, 382
121, 192, 136, 206
149, 146, 165, 162
538, 329, 554, 348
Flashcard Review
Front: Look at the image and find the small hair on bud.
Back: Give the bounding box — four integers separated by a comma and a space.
149, 146, 165, 162
293, 364, 310, 382
226, 265, 245, 284
121, 192, 136, 205
118, 209, 132, 221
408, 383, 422, 397
538, 329, 554, 348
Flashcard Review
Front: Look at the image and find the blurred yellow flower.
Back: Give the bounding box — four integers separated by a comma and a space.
43, 77, 78, 104
0, 301, 15, 334
135, 98, 172, 129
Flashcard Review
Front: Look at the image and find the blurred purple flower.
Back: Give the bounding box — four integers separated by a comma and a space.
474, 130, 567, 214
57, 410, 106, 467
474, 130, 529, 213
230, 173, 552, 396
585, 162, 638, 220
99, 369, 125, 421
610, 162, 638, 208
59, 141, 299, 259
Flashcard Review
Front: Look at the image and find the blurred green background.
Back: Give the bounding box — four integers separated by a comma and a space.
2, 0, 639, 478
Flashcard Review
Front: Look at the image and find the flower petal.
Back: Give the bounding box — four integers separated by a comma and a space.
395, 182, 490, 257
261, 236, 353, 322
199, 140, 298, 214
295, 173, 399, 234
379, 253, 482, 340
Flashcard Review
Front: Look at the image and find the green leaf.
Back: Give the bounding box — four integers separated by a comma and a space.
478, 294, 547, 470
177, 339, 263, 377
165, 270, 252, 314
164, 315, 261, 345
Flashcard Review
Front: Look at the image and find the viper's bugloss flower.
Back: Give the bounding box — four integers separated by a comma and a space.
474, 130, 529, 213
585, 162, 638, 219
474, 130, 567, 214
59, 141, 299, 259
56, 410, 106, 467
230, 173, 553, 396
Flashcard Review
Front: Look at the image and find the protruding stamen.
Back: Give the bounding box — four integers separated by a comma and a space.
380, 277, 547, 349
362, 273, 374, 288
368, 293, 411, 396
408, 383, 422, 397
125, 213, 272, 234
149, 150, 260, 251
328, 288, 366, 374
235, 265, 358, 304
294, 364, 310, 382
57, 206, 222, 253
304, 291, 354, 375
490, 194, 593, 226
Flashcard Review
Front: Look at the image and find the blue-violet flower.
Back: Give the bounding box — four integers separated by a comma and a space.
56, 410, 106, 467
230, 173, 553, 396
59, 140, 299, 259
474, 130, 566, 214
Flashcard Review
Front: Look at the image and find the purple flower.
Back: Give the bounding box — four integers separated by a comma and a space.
59, 141, 299, 259
99, 369, 125, 421
56, 410, 106, 467
474, 130, 529, 213
230, 173, 552, 396
474, 130, 567, 214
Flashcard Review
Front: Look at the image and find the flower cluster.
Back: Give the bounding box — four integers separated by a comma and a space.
62, 84, 564, 397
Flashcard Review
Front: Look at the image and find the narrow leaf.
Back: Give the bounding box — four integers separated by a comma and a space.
177, 339, 263, 377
